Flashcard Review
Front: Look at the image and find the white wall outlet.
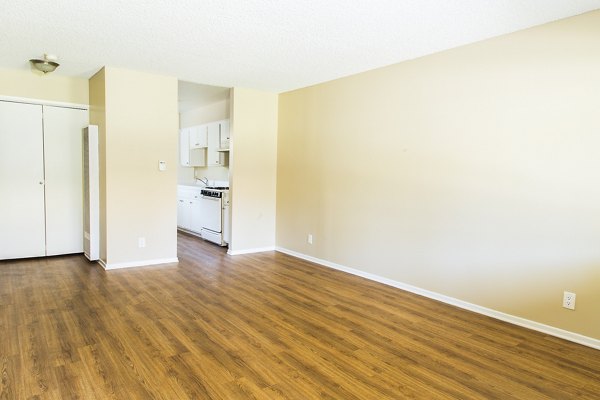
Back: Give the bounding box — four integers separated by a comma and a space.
138, 237, 146, 248
158, 160, 167, 171
307, 234, 313, 244
563, 291, 576, 310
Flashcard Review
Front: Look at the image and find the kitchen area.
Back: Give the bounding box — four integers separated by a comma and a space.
177, 81, 231, 247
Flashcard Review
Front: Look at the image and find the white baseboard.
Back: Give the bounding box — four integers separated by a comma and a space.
228, 246, 276, 255
98, 257, 179, 270
275, 247, 600, 351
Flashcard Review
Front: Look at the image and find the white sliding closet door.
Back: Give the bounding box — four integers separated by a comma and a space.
0, 101, 46, 259
43, 106, 88, 256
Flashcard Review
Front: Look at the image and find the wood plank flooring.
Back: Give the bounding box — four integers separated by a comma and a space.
1, 232, 599, 399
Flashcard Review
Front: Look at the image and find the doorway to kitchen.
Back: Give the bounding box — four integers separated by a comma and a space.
177, 81, 232, 248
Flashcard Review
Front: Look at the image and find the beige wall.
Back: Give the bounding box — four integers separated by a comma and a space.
90, 67, 179, 266
230, 88, 278, 253
0, 67, 88, 104
180, 99, 230, 127
178, 98, 230, 185
277, 11, 600, 340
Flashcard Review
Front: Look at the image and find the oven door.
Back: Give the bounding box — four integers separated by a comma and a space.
199, 195, 222, 233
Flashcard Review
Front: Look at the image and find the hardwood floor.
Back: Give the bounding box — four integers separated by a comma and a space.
1, 232, 599, 399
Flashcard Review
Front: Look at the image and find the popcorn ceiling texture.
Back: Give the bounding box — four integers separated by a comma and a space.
0, 0, 599, 92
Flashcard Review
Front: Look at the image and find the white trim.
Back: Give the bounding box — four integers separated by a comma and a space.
0, 95, 89, 110
228, 246, 276, 255
275, 246, 600, 351
99, 257, 179, 270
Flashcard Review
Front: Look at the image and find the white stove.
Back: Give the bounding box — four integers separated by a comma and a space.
199, 187, 230, 246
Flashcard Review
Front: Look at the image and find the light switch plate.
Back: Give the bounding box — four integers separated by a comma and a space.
158, 160, 167, 171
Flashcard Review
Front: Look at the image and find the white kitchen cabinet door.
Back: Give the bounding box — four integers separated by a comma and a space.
189, 125, 207, 149
190, 199, 204, 233
43, 106, 88, 256
219, 120, 230, 149
0, 101, 46, 259
207, 122, 222, 166
180, 129, 191, 166
177, 198, 191, 229
181, 127, 206, 167
177, 199, 203, 233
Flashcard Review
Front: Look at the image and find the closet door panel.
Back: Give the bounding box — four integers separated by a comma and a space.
0, 101, 46, 259
43, 106, 88, 256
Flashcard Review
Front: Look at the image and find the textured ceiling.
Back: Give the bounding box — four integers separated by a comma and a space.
1, 1, 599, 93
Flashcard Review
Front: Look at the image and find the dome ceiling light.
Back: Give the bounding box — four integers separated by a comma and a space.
29, 53, 59, 74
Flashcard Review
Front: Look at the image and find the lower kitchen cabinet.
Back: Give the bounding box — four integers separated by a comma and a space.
190, 199, 204, 232
177, 186, 204, 234
177, 198, 191, 229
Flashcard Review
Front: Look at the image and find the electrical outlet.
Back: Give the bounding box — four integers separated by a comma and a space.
307, 234, 313, 244
138, 237, 146, 248
563, 291, 576, 310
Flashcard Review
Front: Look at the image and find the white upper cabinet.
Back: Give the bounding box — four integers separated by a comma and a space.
180, 119, 229, 168
207, 122, 222, 166
180, 127, 206, 167
189, 125, 207, 149
180, 128, 190, 166
219, 120, 230, 149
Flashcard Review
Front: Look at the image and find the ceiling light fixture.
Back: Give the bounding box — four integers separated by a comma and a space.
29, 54, 59, 74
